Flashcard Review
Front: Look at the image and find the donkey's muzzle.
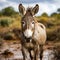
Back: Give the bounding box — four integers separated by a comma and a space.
24, 29, 33, 38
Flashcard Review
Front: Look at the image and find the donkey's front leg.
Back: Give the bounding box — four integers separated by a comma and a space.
22, 47, 31, 60
29, 50, 35, 60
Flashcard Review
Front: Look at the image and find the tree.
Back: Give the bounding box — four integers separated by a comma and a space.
50, 12, 57, 17
57, 8, 60, 13
0, 11, 3, 16
2, 6, 16, 16
41, 12, 48, 17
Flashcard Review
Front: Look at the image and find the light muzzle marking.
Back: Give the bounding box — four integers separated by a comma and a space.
24, 29, 33, 38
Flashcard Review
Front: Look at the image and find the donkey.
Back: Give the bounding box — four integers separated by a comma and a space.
18, 4, 46, 60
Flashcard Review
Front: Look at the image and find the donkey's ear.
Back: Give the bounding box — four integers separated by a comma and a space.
32, 4, 39, 15
18, 4, 25, 16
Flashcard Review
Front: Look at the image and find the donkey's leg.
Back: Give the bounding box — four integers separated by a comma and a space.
29, 50, 35, 60
22, 47, 25, 60
35, 45, 40, 60
22, 47, 31, 60
40, 45, 43, 60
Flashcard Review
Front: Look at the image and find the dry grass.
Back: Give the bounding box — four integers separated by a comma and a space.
0, 16, 60, 60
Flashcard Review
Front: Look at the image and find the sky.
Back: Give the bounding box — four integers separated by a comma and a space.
0, 0, 60, 16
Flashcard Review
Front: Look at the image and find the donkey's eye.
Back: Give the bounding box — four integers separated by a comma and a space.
22, 21, 25, 24
32, 21, 35, 24
22, 21, 25, 26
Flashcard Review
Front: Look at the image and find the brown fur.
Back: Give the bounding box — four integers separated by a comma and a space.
18, 4, 46, 60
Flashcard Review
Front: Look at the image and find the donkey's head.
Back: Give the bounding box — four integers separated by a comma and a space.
19, 4, 39, 39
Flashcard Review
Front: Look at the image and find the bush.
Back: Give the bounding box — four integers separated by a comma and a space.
0, 11, 3, 16
0, 19, 9, 27
4, 34, 13, 40
3, 31, 16, 40
47, 26, 60, 41
1, 6, 16, 16
0, 18, 13, 27
41, 12, 48, 17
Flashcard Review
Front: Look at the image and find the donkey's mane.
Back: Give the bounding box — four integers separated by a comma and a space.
27, 7, 32, 11
26, 7, 33, 16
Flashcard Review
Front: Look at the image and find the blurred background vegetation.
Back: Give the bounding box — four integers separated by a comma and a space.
0, 6, 60, 41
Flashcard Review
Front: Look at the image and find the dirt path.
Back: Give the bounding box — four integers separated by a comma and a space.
0, 40, 23, 60
0, 40, 60, 60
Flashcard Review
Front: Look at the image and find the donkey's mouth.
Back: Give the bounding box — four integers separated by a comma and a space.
25, 36, 31, 40
24, 36, 32, 42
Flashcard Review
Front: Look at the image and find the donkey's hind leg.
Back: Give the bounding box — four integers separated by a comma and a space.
35, 45, 40, 60
40, 45, 44, 60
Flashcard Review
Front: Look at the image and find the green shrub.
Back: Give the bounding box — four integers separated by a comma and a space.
1, 6, 16, 16
4, 34, 13, 40
0, 20, 9, 27
0, 18, 13, 27
47, 27, 60, 41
